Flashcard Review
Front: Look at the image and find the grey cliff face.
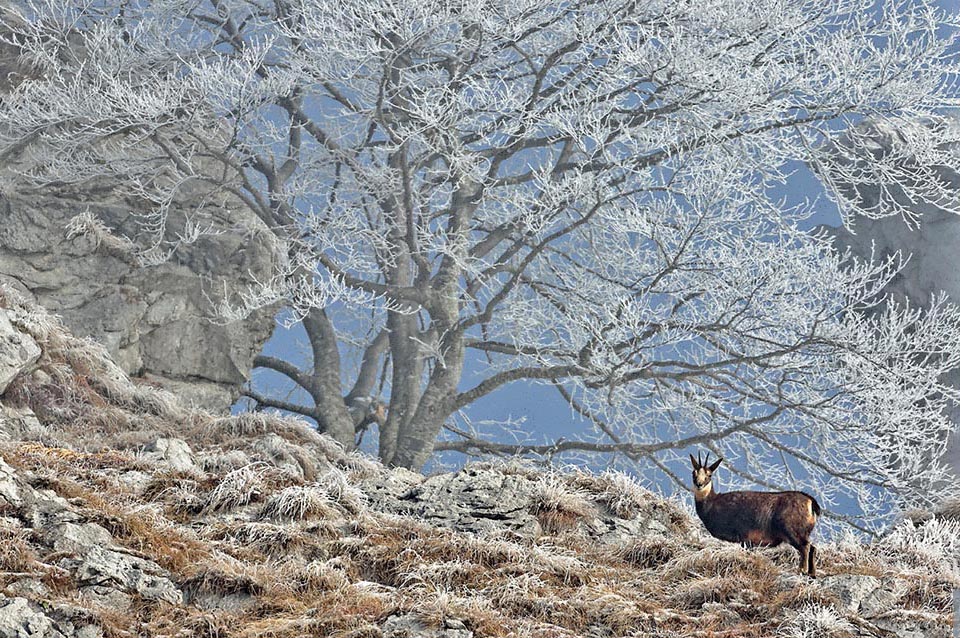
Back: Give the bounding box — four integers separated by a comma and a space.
0, 24, 279, 414
0, 199, 278, 412
823, 117, 960, 477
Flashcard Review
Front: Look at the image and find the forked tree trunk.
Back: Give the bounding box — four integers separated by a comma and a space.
390, 365, 461, 470
390, 223, 469, 470
302, 308, 356, 451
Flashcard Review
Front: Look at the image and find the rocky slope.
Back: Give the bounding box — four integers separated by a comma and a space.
0, 288, 954, 638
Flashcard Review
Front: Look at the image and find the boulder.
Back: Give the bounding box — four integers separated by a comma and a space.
142, 438, 199, 474
0, 597, 62, 638
0, 9, 281, 413
49, 522, 114, 554
0, 597, 103, 638
0, 203, 278, 413
382, 614, 473, 638
819, 574, 882, 613
364, 464, 542, 535
65, 545, 182, 605
0, 405, 44, 441
361, 463, 685, 542
0, 455, 24, 511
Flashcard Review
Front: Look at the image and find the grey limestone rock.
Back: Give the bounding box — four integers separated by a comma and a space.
362, 463, 680, 542
585, 512, 672, 546
0, 17, 279, 414
0, 455, 24, 511
0, 405, 44, 441
0, 202, 278, 413
3, 581, 50, 600
872, 613, 951, 638
382, 614, 473, 638
781, 575, 943, 638
142, 437, 199, 474
0, 439, 186, 627
819, 574, 882, 613
0, 311, 39, 395
49, 522, 114, 554
115, 470, 154, 494
4, 599, 104, 638
65, 545, 182, 605
369, 464, 542, 535
0, 597, 63, 638
0, 455, 78, 530
854, 578, 907, 619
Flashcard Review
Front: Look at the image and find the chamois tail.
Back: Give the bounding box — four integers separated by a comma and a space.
804, 492, 821, 517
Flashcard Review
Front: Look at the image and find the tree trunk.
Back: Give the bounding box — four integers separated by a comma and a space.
391, 313, 465, 469
302, 308, 356, 451
390, 186, 477, 469
391, 354, 462, 470
380, 310, 422, 465
374, 138, 430, 465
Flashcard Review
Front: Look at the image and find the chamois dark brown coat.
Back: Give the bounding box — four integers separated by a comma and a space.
690, 453, 821, 577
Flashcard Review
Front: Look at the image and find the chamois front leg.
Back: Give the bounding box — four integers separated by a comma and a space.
797, 542, 816, 578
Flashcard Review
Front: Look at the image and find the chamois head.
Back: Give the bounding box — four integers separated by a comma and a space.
689, 452, 723, 498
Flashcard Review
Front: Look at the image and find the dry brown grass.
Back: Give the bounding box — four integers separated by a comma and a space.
620, 535, 689, 570
1, 429, 955, 638
938, 497, 960, 521
181, 565, 265, 600
532, 475, 597, 534
259, 485, 342, 521
203, 522, 315, 557
0, 526, 37, 573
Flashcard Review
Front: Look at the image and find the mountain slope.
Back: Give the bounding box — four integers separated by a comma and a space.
0, 288, 955, 638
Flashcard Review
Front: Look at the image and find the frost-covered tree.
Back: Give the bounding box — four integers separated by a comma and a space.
1, 0, 959, 529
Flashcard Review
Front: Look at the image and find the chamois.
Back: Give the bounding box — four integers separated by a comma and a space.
690, 452, 821, 577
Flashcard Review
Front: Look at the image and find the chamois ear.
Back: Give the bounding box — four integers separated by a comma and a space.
708, 457, 723, 472
689, 454, 699, 469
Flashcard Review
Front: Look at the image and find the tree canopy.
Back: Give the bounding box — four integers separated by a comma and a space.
1, 0, 960, 530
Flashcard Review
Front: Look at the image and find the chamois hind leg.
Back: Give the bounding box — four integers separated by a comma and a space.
807, 544, 816, 578
796, 543, 809, 576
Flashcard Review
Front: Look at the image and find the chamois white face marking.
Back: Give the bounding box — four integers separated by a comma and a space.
692, 467, 713, 496
690, 453, 722, 499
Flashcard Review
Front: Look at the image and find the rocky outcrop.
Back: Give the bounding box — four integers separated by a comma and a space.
361, 462, 688, 544
0, 313, 38, 395
141, 438, 199, 475
0, 14, 280, 414
0, 199, 278, 413
0, 452, 180, 635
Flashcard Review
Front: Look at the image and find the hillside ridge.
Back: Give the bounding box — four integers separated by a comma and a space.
0, 288, 955, 637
